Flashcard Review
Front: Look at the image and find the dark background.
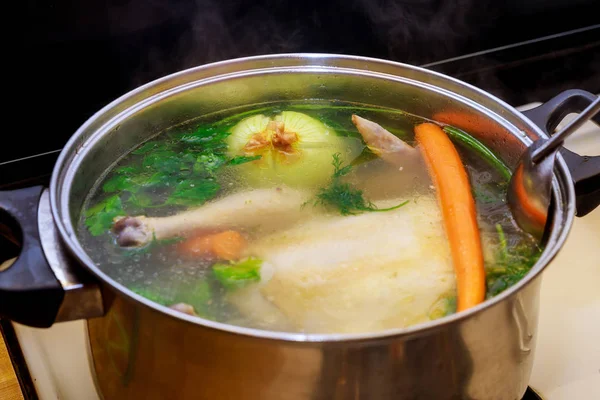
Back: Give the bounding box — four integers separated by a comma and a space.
7, 0, 600, 187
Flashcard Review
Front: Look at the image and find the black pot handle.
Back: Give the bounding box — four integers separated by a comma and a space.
522, 89, 600, 217
0, 186, 64, 328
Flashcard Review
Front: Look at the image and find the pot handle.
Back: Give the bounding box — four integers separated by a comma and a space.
0, 186, 64, 327
0, 186, 104, 328
522, 89, 600, 216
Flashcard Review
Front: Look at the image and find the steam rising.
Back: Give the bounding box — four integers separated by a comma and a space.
120, 0, 597, 107
129, 0, 495, 87
356, 0, 490, 61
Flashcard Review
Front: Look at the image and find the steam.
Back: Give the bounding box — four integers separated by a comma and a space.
130, 0, 308, 87
181, 1, 305, 62
128, 0, 498, 87
356, 0, 498, 63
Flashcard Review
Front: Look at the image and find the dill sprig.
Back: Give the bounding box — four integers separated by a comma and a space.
312, 153, 408, 215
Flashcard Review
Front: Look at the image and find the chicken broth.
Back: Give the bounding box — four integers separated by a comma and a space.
78, 100, 541, 334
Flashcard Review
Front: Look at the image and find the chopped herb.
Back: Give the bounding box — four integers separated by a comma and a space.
496, 223, 508, 263
213, 257, 262, 290
311, 153, 408, 215
131, 278, 214, 318
443, 126, 511, 181
228, 155, 262, 165
126, 192, 154, 209
85, 120, 236, 235
316, 182, 408, 215
114, 165, 139, 174
141, 150, 180, 173
84, 195, 123, 236
130, 287, 170, 305
132, 172, 171, 189
166, 179, 220, 206
331, 153, 353, 178
428, 295, 457, 319
102, 175, 132, 193
178, 126, 230, 153
193, 153, 227, 176
485, 224, 541, 297
486, 268, 530, 297
131, 141, 163, 155
444, 297, 457, 315
174, 280, 213, 314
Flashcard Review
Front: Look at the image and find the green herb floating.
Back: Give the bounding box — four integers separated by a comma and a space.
311, 153, 408, 215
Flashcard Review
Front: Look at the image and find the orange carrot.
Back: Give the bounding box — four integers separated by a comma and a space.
432, 110, 524, 160
179, 230, 246, 261
415, 122, 486, 312
512, 165, 547, 228
179, 234, 214, 257
210, 230, 247, 261
432, 111, 502, 138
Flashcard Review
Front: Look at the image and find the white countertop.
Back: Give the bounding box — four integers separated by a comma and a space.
11, 112, 600, 400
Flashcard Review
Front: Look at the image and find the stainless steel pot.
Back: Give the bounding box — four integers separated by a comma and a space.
1, 54, 599, 400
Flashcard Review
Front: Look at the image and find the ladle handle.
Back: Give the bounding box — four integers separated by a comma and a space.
530, 97, 600, 163
522, 89, 600, 217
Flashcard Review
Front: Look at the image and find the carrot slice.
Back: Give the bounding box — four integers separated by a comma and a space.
415, 122, 486, 312
179, 230, 247, 261
179, 234, 214, 257
210, 230, 247, 261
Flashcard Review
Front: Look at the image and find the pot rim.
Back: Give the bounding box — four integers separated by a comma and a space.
49, 52, 575, 343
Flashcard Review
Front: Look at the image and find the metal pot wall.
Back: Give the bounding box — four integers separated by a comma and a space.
1, 54, 599, 400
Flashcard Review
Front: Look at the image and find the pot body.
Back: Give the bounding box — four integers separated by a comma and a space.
45, 54, 580, 400
87, 277, 542, 400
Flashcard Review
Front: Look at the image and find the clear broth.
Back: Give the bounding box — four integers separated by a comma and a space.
78, 100, 541, 333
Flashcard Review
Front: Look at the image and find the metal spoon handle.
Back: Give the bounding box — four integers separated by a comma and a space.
531, 97, 600, 163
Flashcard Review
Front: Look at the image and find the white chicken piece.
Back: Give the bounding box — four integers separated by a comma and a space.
229, 195, 455, 334
112, 187, 314, 247
351, 114, 420, 166
351, 114, 430, 196
112, 115, 456, 333
113, 116, 423, 248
